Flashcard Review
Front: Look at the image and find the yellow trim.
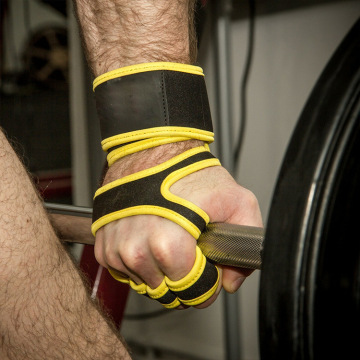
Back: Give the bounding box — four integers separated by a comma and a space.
180, 271, 220, 306
162, 298, 181, 309
161, 158, 221, 230
146, 279, 168, 299
107, 270, 148, 295
108, 268, 130, 284
101, 127, 214, 151
92, 146, 221, 237
94, 146, 209, 197
91, 206, 201, 238
129, 280, 147, 295
93, 62, 204, 90
165, 247, 220, 306
166, 246, 204, 291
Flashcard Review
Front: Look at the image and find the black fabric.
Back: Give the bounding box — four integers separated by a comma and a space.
172, 259, 218, 301
154, 290, 178, 305
95, 70, 213, 140
92, 151, 215, 233
106, 140, 137, 154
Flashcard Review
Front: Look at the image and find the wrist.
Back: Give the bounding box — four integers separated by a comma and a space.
102, 140, 204, 185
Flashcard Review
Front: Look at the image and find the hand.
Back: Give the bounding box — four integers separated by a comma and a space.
94, 142, 263, 309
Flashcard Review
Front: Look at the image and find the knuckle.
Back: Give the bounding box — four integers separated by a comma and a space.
121, 242, 147, 273
234, 186, 262, 217
150, 235, 194, 271
150, 237, 196, 282
96, 237, 122, 270
103, 247, 120, 268
242, 188, 260, 211
150, 236, 173, 265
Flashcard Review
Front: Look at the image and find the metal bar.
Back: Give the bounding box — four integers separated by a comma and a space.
46, 202, 93, 217
45, 202, 264, 270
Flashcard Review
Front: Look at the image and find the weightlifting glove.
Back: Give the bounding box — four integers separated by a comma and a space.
92, 62, 221, 308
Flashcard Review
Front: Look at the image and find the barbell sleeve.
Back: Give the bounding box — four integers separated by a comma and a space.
45, 202, 264, 270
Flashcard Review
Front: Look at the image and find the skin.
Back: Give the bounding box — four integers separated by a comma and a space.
0, 130, 132, 359
0, 1, 261, 358
73, 0, 263, 308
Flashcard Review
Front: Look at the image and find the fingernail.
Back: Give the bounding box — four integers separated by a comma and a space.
230, 277, 246, 293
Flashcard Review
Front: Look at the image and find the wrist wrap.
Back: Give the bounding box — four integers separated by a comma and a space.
93, 63, 221, 307
93, 62, 215, 166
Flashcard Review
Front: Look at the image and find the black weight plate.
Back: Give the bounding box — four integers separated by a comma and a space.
259, 18, 360, 359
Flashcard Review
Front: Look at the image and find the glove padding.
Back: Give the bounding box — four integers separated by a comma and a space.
92, 62, 221, 307
92, 146, 221, 307
109, 246, 220, 308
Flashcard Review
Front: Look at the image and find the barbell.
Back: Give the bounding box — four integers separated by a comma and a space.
47, 18, 360, 360
46, 202, 265, 269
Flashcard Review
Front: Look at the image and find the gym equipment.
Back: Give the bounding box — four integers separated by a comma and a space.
23, 26, 68, 88
46, 17, 360, 359
259, 17, 360, 359
46, 201, 264, 270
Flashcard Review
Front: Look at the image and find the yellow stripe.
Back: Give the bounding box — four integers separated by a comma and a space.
91, 206, 201, 238
162, 299, 181, 309
129, 280, 147, 295
101, 127, 214, 151
146, 280, 182, 308
161, 158, 221, 230
146, 279, 168, 299
165, 247, 220, 306
94, 146, 209, 198
166, 246, 205, 291
93, 62, 204, 90
180, 270, 220, 306
92, 146, 218, 237
108, 268, 130, 284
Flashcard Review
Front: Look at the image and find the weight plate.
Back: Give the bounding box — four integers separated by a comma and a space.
259, 18, 360, 359
23, 26, 68, 88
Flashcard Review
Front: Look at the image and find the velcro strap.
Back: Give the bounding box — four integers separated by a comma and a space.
93, 62, 213, 142
92, 146, 221, 238
109, 246, 220, 308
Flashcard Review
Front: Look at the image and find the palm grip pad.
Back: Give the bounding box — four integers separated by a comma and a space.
93, 147, 221, 308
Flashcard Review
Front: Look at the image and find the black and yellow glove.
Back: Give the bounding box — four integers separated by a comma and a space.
92, 62, 221, 308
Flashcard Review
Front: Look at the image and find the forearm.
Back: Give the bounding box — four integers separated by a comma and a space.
0, 131, 131, 360
72, 0, 263, 310
73, 0, 197, 76
73, 0, 203, 180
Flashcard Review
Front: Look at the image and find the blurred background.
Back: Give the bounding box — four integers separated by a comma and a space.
0, 0, 359, 359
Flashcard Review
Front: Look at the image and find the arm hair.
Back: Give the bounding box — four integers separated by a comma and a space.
0, 130, 131, 360
73, 0, 197, 76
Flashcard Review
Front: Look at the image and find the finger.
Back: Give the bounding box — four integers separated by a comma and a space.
118, 235, 164, 287
95, 231, 146, 284
148, 219, 197, 282
147, 220, 222, 308
94, 228, 109, 268
165, 246, 221, 307
221, 265, 254, 293
95, 219, 163, 286
143, 219, 197, 309
193, 266, 223, 309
